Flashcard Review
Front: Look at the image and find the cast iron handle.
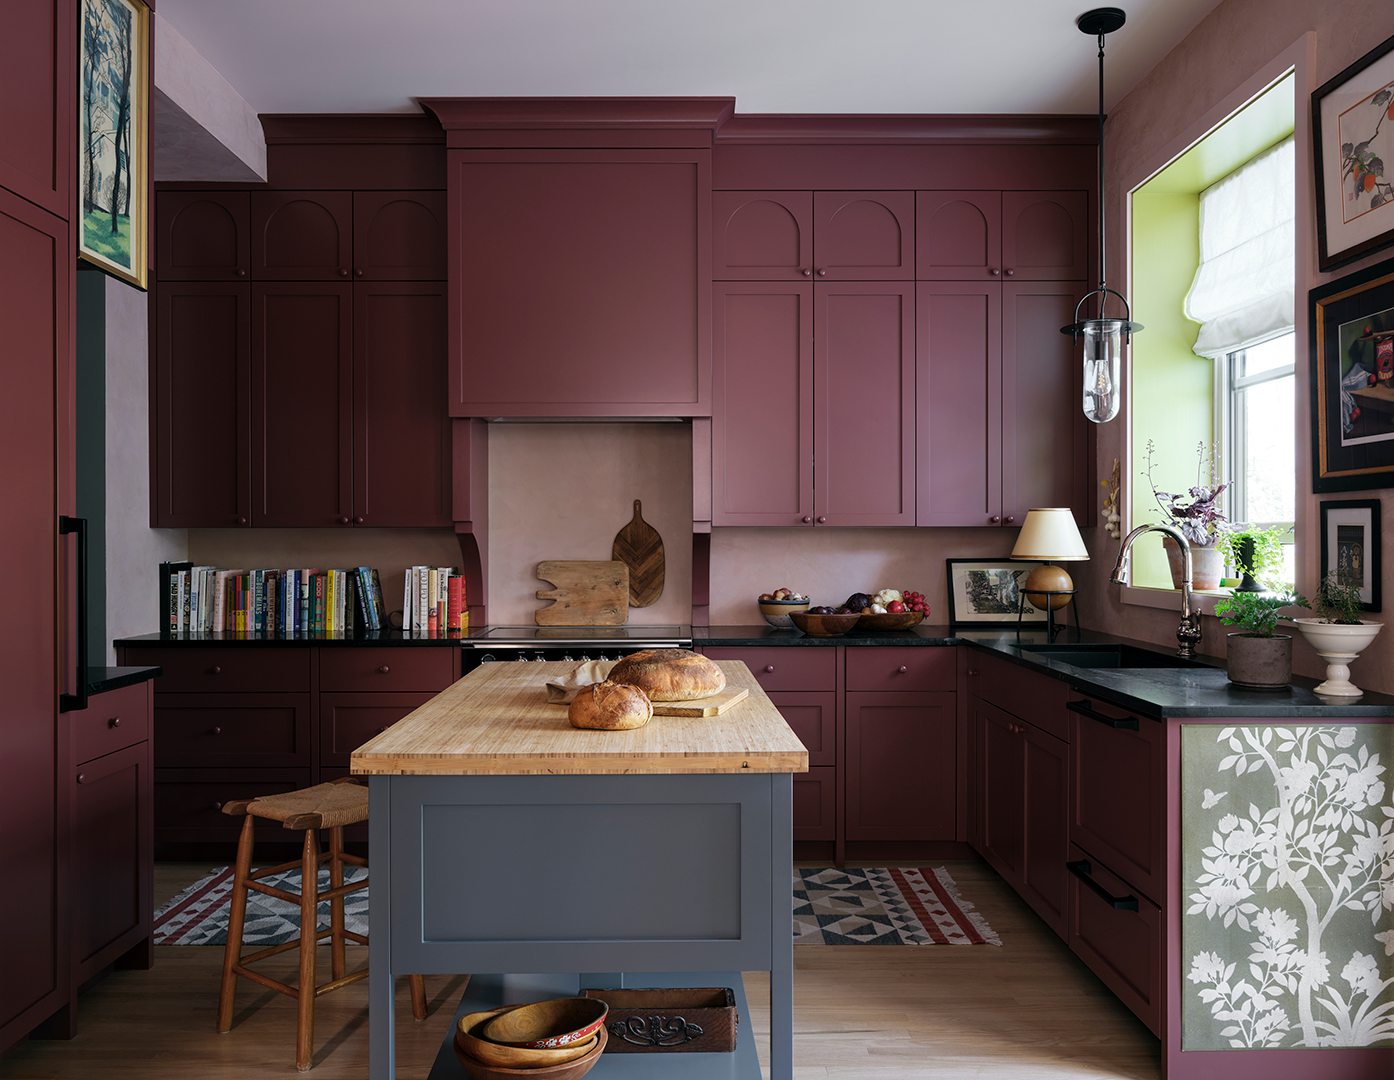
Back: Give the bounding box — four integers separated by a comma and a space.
59, 516, 88, 713
1067, 859, 1139, 911
1067, 699, 1139, 731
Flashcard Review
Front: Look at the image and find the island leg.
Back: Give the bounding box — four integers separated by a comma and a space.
770, 772, 794, 1080
369, 776, 395, 1080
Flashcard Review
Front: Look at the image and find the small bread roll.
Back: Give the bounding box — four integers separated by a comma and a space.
608, 649, 726, 701
568, 681, 653, 730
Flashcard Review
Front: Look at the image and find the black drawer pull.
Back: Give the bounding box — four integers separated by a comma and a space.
1067, 859, 1139, 911
1067, 699, 1139, 731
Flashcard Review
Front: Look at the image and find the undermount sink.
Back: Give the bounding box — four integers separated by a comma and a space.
1018, 643, 1212, 669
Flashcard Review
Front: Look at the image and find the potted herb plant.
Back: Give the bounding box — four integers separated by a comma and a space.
1143, 440, 1228, 590
1292, 571, 1384, 696
1212, 585, 1307, 689
1213, 524, 1289, 592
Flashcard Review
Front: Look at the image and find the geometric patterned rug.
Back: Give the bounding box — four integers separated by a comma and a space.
152, 866, 368, 946
793, 867, 1001, 946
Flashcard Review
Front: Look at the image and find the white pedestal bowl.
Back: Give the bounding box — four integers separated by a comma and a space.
1291, 618, 1384, 697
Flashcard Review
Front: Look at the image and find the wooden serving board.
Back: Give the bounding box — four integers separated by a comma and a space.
550, 685, 750, 717
535, 561, 629, 626
611, 499, 664, 607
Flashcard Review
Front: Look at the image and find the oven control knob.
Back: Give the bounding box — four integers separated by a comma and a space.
479, 653, 495, 663
581, 654, 593, 662
562, 655, 574, 662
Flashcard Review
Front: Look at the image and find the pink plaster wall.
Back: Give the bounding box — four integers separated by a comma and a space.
1080, 0, 1394, 692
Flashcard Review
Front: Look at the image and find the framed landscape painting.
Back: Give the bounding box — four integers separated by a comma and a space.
79, 0, 149, 290
945, 559, 1047, 628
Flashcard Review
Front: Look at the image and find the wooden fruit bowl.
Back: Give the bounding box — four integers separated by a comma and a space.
481, 995, 609, 1049
852, 611, 926, 632
789, 611, 860, 637
456, 1005, 598, 1068
453, 1023, 607, 1080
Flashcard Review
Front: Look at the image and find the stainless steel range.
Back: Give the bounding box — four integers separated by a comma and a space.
461, 625, 692, 672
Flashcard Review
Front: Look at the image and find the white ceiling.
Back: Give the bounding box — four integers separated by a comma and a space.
155, 0, 1225, 117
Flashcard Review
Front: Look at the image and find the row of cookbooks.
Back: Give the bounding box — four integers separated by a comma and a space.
158, 562, 466, 637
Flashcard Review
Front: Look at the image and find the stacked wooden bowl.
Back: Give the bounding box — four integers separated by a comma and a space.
453, 999, 609, 1080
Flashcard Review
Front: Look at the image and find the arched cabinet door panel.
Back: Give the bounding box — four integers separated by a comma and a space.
712, 191, 812, 280
156, 191, 250, 281
353, 191, 446, 280
251, 191, 353, 280
813, 191, 914, 280
1002, 190, 1088, 281
916, 191, 1002, 280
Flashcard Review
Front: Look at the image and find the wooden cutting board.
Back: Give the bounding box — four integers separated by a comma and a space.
611, 499, 664, 607
535, 561, 629, 626
548, 685, 749, 717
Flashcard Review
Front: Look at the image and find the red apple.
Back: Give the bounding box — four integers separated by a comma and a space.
887, 600, 906, 613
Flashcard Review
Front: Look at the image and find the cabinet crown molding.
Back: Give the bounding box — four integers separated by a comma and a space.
259, 113, 445, 145
715, 114, 1100, 145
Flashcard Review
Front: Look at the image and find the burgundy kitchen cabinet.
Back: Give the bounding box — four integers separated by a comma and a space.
711, 283, 812, 526
352, 191, 447, 280
448, 148, 711, 417
712, 190, 913, 280
0, 0, 72, 219
118, 644, 460, 846
0, 184, 72, 1054
251, 191, 354, 280
155, 191, 252, 281
917, 279, 1089, 526
844, 691, 957, 841
251, 282, 354, 527
916, 190, 1088, 281
153, 282, 252, 527
711, 281, 914, 527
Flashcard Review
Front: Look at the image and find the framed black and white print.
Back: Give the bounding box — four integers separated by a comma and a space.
1319, 499, 1381, 611
945, 559, 1047, 627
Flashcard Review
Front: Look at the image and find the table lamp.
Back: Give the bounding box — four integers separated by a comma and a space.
1010, 508, 1089, 638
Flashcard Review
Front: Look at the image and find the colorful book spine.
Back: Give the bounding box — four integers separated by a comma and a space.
370, 568, 386, 630
314, 573, 327, 636
447, 574, 463, 636
427, 568, 439, 638
418, 567, 430, 638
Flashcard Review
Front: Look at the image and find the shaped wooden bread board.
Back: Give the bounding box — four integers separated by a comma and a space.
611, 499, 664, 607
535, 561, 629, 626
551, 685, 750, 717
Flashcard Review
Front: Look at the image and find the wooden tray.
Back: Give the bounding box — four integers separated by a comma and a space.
551, 686, 749, 717
582, 987, 737, 1054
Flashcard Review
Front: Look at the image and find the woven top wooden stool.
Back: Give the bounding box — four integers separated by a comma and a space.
215, 777, 426, 1071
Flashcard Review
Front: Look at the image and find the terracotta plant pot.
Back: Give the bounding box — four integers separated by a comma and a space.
1161, 537, 1224, 591
1224, 633, 1292, 690
1291, 618, 1384, 697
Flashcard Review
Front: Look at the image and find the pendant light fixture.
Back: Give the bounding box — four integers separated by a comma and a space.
1063, 7, 1142, 425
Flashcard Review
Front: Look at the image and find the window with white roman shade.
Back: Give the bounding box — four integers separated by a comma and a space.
1184, 136, 1295, 359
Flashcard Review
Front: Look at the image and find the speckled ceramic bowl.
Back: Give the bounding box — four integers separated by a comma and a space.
758, 598, 810, 628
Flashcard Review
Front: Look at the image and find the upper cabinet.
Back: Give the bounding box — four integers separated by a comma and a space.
155, 192, 251, 281
0, 0, 73, 219
713, 191, 913, 280
446, 148, 711, 417
917, 191, 1087, 281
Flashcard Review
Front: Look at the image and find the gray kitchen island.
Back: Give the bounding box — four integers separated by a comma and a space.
351, 659, 807, 1080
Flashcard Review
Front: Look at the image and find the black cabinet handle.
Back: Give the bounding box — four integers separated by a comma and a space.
59, 515, 88, 713
1067, 699, 1139, 731
1067, 859, 1139, 911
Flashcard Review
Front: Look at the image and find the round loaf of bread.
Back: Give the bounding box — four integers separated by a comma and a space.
568, 681, 653, 730
607, 649, 726, 701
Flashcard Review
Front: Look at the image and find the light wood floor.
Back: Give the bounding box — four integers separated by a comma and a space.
0, 861, 1160, 1079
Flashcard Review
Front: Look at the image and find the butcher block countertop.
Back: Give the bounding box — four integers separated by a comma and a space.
350, 660, 808, 776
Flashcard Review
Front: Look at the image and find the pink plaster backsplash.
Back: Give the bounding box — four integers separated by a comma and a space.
708, 526, 1017, 627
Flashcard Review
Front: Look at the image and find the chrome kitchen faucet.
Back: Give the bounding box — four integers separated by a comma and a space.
1110, 523, 1202, 658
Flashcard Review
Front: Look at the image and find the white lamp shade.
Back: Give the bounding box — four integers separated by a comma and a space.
1010, 508, 1089, 561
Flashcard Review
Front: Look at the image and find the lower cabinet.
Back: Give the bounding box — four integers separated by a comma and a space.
702, 643, 959, 858
116, 643, 460, 845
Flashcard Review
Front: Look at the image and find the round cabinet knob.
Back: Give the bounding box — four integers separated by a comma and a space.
236, 516, 246, 525
802, 516, 812, 523
338, 268, 349, 277
212, 726, 222, 735
990, 267, 1001, 276
990, 515, 1000, 524
801, 268, 811, 277
1005, 268, 1015, 276
764, 665, 775, 673
338, 516, 349, 525
211, 666, 222, 674
236, 268, 246, 278
1005, 515, 1015, 524
76, 773, 85, 785
378, 726, 390, 734
354, 516, 364, 524
378, 665, 390, 674
355, 269, 364, 277
898, 665, 908, 673
109, 716, 121, 728
816, 268, 827, 276
967, 670, 979, 677
817, 516, 827, 523
212, 801, 223, 811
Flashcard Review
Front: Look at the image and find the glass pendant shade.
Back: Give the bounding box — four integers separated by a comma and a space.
1081, 319, 1123, 423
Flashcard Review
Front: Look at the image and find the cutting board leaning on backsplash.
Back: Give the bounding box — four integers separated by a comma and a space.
611, 499, 664, 607
535, 561, 629, 625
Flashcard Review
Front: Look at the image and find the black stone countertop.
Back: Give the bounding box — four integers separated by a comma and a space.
699, 623, 1394, 719
86, 666, 162, 695
113, 630, 465, 648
